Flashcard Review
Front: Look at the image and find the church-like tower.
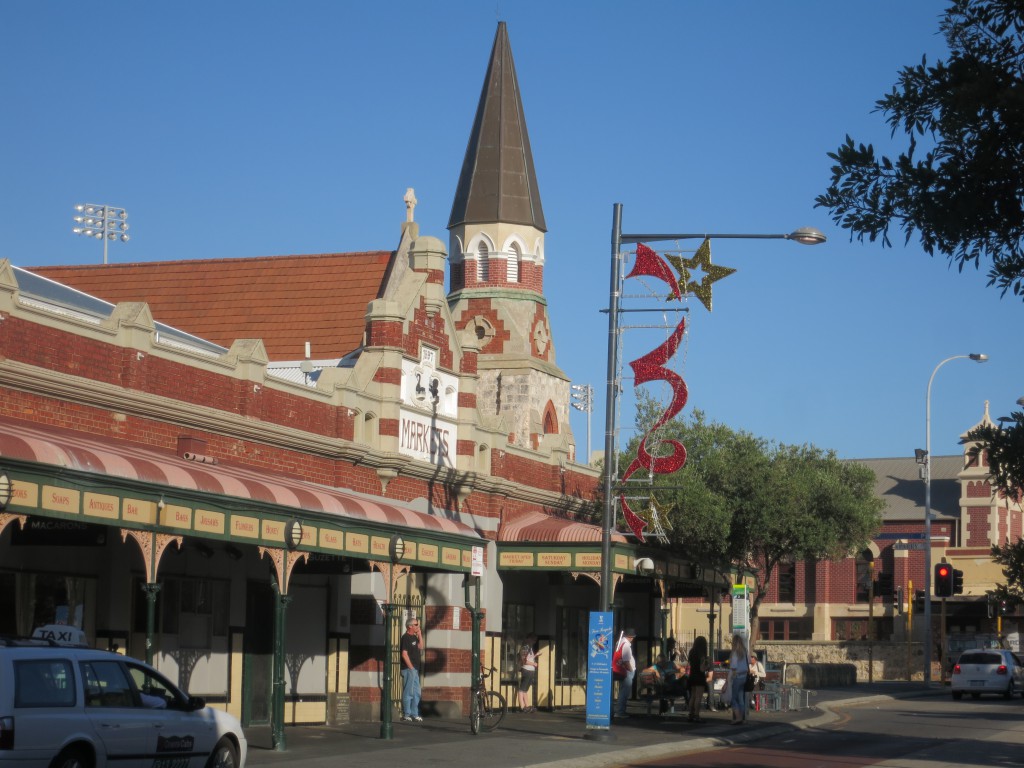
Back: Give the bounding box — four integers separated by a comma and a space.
448, 22, 571, 454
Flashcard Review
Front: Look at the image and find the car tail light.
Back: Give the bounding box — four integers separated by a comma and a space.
998, 665, 1008, 675
953, 664, 961, 674
0, 716, 13, 750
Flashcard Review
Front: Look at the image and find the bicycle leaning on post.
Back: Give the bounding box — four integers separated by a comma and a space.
469, 665, 507, 734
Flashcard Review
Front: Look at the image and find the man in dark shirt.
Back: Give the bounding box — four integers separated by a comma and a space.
400, 616, 423, 721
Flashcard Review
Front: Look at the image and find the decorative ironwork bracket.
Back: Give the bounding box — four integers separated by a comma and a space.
259, 546, 310, 596
370, 560, 411, 599
121, 529, 183, 582
0, 512, 27, 540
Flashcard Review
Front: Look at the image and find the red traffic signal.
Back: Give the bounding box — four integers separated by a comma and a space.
935, 563, 953, 597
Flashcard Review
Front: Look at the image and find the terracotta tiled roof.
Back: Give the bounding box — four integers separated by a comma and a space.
30, 252, 393, 360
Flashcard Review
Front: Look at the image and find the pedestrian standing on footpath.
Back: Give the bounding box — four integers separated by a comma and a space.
517, 633, 539, 712
400, 616, 423, 722
686, 636, 710, 723
727, 634, 750, 725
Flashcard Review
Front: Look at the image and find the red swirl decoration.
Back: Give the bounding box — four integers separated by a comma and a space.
618, 244, 689, 542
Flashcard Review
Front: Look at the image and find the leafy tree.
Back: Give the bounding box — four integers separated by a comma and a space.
816, 0, 1024, 299
625, 393, 885, 634
988, 537, 1024, 606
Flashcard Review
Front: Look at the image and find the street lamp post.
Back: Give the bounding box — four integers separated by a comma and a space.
921, 353, 988, 684
72, 203, 130, 264
571, 383, 595, 464
599, 203, 826, 612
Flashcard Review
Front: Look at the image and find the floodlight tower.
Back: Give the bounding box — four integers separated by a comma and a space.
570, 383, 594, 464
72, 204, 130, 264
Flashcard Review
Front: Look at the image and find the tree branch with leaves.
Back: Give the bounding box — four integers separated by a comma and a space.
816, 0, 1024, 300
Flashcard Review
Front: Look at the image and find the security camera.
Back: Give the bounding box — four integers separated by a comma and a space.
634, 557, 655, 577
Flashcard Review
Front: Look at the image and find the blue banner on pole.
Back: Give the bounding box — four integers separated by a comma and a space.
585, 611, 614, 730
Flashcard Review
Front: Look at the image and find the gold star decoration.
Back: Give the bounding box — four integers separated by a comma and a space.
641, 495, 672, 533
665, 238, 736, 311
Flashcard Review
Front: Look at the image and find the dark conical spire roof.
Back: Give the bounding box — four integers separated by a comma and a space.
448, 22, 546, 233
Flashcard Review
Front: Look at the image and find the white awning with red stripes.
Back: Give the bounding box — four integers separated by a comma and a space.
497, 509, 626, 544
0, 418, 478, 540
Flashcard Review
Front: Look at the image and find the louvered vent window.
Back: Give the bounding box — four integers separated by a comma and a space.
508, 243, 520, 283
476, 241, 489, 282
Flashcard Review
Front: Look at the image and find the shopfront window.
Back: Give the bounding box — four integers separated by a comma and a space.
0, 572, 90, 637
133, 576, 229, 647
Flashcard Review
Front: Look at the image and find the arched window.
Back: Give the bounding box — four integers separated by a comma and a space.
476, 241, 489, 282
855, 549, 873, 603
542, 401, 558, 435
508, 243, 521, 283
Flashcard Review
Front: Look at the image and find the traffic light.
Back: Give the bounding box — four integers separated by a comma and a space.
953, 569, 964, 595
893, 586, 903, 613
935, 563, 953, 597
1001, 600, 1009, 616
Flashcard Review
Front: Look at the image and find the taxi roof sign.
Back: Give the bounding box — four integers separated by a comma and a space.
31, 624, 88, 646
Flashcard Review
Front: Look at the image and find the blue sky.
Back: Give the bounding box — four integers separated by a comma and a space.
2, 1, 1020, 462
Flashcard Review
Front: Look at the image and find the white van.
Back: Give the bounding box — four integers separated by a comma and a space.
0, 639, 246, 768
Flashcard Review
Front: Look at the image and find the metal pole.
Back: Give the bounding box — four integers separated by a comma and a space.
600, 204, 624, 612
906, 579, 913, 681
923, 353, 987, 684
465, 576, 483, 729
271, 583, 289, 751
586, 395, 593, 466
940, 597, 948, 682
102, 205, 110, 265
924, 362, 934, 685
380, 600, 396, 740
142, 583, 160, 666
868, 560, 874, 684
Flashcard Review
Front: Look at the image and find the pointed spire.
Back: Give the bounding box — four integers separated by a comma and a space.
448, 22, 546, 232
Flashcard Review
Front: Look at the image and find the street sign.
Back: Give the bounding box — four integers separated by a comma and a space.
732, 584, 749, 637
893, 542, 926, 551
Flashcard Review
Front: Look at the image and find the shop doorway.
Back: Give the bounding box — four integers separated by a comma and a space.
241, 580, 274, 726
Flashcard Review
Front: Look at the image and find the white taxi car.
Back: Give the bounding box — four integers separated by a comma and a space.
950, 648, 1024, 700
0, 639, 246, 768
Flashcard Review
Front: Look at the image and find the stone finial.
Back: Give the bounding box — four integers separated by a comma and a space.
404, 188, 418, 223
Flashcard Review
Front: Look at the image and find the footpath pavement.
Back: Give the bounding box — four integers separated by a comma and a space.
243, 682, 946, 768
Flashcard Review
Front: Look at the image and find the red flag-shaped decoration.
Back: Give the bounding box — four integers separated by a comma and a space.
617, 244, 691, 543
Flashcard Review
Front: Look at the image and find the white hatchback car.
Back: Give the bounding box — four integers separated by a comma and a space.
0, 639, 246, 768
950, 648, 1024, 700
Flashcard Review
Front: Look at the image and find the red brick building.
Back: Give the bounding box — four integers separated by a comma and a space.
0, 24, 708, 735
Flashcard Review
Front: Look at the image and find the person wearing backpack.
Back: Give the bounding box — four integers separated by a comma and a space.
516, 633, 538, 712
612, 628, 637, 718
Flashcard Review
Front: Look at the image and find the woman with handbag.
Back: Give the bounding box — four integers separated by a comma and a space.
686, 636, 709, 723
726, 634, 751, 724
